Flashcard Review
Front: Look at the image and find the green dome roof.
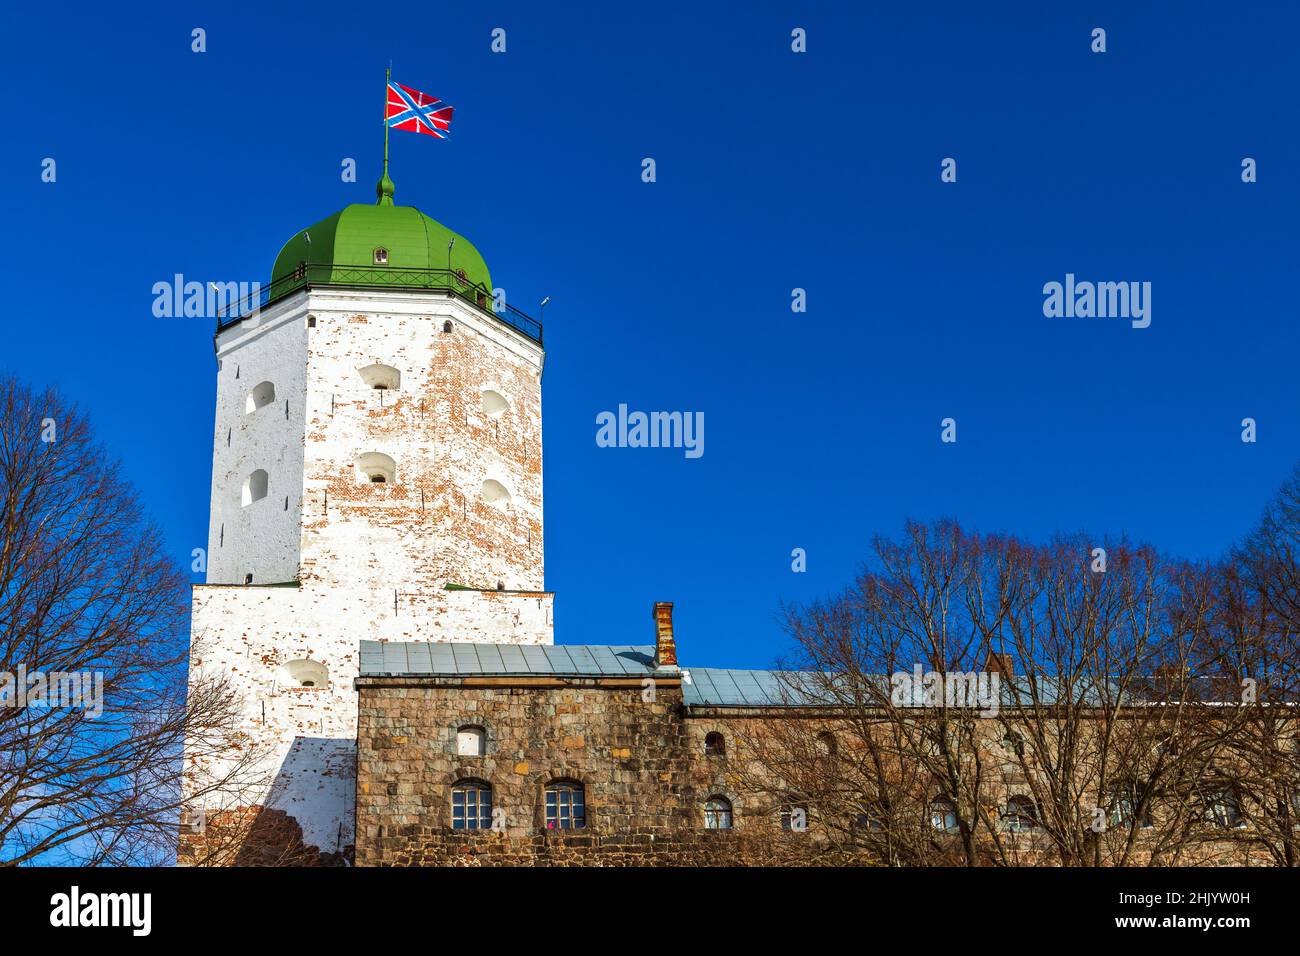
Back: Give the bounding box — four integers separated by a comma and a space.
270, 185, 492, 296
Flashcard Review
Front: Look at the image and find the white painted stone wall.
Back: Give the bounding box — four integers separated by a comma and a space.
206, 294, 309, 585
183, 285, 550, 862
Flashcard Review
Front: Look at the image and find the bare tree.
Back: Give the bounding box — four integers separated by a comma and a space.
0, 377, 264, 865
736, 521, 1009, 866
1199, 466, 1300, 865
736, 517, 1281, 866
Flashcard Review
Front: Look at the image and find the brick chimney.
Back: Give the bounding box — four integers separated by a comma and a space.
652, 602, 679, 673
985, 650, 1014, 675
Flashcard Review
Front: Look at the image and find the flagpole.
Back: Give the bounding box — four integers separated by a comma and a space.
383, 63, 391, 178
377, 63, 396, 205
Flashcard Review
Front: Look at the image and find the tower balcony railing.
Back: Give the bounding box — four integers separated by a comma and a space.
214, 263, 542, 345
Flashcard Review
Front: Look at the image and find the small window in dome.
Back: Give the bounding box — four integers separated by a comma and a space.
373, 247, 389, 265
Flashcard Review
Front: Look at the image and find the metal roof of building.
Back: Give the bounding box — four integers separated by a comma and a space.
357, 643, 1255, 707
357, 642, 828, 706
358, 641, 658, 678
682, 668, 823, 707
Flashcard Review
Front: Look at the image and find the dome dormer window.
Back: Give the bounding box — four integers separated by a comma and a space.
373, 247, 389, 265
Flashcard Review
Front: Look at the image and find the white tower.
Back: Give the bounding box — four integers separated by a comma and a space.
180, 171, 551, 864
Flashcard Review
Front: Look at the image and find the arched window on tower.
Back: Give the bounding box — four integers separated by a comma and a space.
481, 479, 511, 507
704, 732, 726, 757
1002, 795, 1040, 833
358, 363, 400, 391
1202, 785, 1245, 829
280, 659, 328, 690
242, 469, 268, 506
355, 452, 396, 484
481, 389, 509, 419
245, 381, 275, 414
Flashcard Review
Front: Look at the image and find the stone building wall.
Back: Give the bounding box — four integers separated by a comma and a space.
354, 678, 810, 866
354, 676, 1277, 867
354, 674, 874, 866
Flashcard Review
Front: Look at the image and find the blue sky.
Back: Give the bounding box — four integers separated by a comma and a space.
3, 1, 1297, 669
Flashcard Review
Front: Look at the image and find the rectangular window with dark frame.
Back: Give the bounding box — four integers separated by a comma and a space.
545, 782, 585, 830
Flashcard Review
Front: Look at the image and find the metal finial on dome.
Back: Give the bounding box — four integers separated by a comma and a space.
376, 167, 395, 205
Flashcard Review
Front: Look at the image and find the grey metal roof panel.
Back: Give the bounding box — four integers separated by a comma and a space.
585, 645, 618, 674
358, 645, 1255, 705
609, 646, 654, 675
451, 644, 481, 672
404, 642, 434, 675
381, 642, 409, 675
565, 645, 600, 674
474, 644, 508, 674
428, 643, 458, 674
541, 645, 575, 673
497, 644, 530, 673
682, 668, 714, 704
520, 644, 553, 673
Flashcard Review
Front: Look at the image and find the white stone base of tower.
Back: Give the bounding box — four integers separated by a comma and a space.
180, 584, 552, 865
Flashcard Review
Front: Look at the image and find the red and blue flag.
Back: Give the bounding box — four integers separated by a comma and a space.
386, 81, 454, 138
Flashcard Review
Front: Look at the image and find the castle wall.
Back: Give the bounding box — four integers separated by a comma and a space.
182, 285, 549, 866
299, 289, 544, 594
354, 680, 741, 866
353, 679, 1275, 867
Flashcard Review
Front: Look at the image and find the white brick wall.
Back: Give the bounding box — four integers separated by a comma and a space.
184, 286, 550, 861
